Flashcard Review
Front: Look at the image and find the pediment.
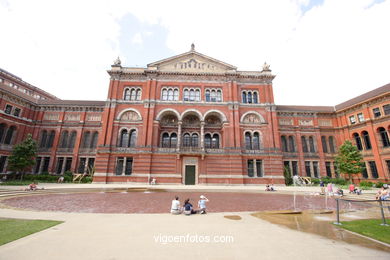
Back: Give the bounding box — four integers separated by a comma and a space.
147, 50, 237, 73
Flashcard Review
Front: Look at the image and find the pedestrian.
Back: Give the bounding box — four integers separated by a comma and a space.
198, 195, 209, 214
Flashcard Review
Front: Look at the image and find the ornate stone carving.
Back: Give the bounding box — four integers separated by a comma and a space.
113, 56, 121, 66
279, 119, 293, 125
65, 114, 80, 121
87, 114, 101, 121
243, 113, 261, 124
318, 119, 332, 126
299, 119, 313, 126
120, 111, 140, 121
182, 115, 200, 127
204, 115, 222, 127
160, 115, 178, 126
43, 113, 59, 121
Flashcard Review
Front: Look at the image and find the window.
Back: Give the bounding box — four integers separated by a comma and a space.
245, 132, 261, 150
313, 161, 319, 178
292, 161, 298, 176
78, 158, 87, 173
60, 131, 69, 148
362, 131, 372, 150
357, 113, 364, 122
40, 130, 48, 148
90, 132, 98, 148
384, 104, 390, 115
205, 90, 210, 102
4, 105, 12, 114
369, 161, 378, 179
242, 92, 247, 103
56, 157, 64, 174
4, 126, 16, 145
116, 157, 124, 175
183, 133, 191, 147
321, 136, 328, 153
309, 136, 315, 152
305, 161, 311, 177
0, 123, 5, 143
211, 134, 219, 149
116, 157, 133, 175
247, 160, 254, 177
47, 131, 55, 148
124, 89, 131, 100
191, 133, 198, 147
386, 160, 390, 175
168, 89, 173, 101
301, 136, 308, 153
281, 136, 288, 152
245, 132, 252, 150
325, 162, 332, 177
0, 156, 7, 173
183, 88, 201, 102
162, 133, 170, 148
288, 136, 295, 152
170, 133, 177, 147
183, 89, 189, 101
373, 107, 381, 118
349, 115, 356, 124
353, 133, 363, 150
378, 127, 390, 147
68, 131, 77, 148
362, 162, 368, 179
205, 134, 211, 148
329, 136, 336, 153
252, 132, 260, 150
13, 108, 21, 117
241, 90, 259, 104
124, 87, 141, 101
34, 157, 42, 174
205, 88, 222, 102
82, 132, 91, 148
129, 130, 137, 147
174, 89, 179, 100
162, 89, 168, 100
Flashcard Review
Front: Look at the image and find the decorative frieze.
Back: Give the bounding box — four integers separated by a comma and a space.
43, 113, 59, 121
87, 114, 101, 121
318, 119, 332, 126
299, 119, 313, 126
279, 119, 293, 125
120, 111, 140, 121
65, 114, 80, 121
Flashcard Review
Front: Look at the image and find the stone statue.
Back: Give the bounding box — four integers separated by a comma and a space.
113, 56, 121, 66
191, 43, 195, 51
262, 62, 270, 71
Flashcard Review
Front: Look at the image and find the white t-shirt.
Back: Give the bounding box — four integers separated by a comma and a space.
171, 200, 180, 210
198, 199, 207, 209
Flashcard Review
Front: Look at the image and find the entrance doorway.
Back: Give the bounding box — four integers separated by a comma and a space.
185, 165, 196, 185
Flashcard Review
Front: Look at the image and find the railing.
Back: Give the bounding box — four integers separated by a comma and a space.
78, 148, 97, 154
155, 147, 177, 153
179, 147, 203, 153
0, 144, 13, 151
56, 148, 74, 153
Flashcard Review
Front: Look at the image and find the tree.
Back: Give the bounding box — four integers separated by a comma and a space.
283, 166, 293, 186
8, 134, 37, 180
334, 140, 364, 183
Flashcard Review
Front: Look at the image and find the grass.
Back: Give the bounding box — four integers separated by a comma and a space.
336, 219, 390, 244
0, 218, 63, 245
0, 180, 32, 186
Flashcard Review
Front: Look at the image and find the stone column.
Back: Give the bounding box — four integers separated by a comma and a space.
38, 157, 44, 174
177, 121, 182, 151
61, 157, 67, 174
200, 121, 205, 150
122, 158, 126, 175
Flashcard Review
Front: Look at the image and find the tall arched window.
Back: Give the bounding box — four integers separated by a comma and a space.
362, 131, 372, 150
130, 89, 136, 100
4, 126, 16, 145
82, 131, 91, 148
119, 129, 129, 147
288, 136, 295, 152
242, 92, 247, 103
301, 136, 308, 152
210, 90, 216, 102
47, 130, 55, 148
40, 130, 48, 148
168, 89, 174, 101
212, 134, 219, 149
205, 134, 211, 148
353, 133, 363, 150
173, 89, 179, 100
136, 89, 141, 100
321, 136, 328, 153
129, 130, 137, 147
191, 133, 198, 147
281, 136, 288, 152
329, 136, 335, 153
170, 133, 177, 147
309, 136, 315, 152
162, 89, 168, 100
124, 89, 130, 100
189, 90, 195, 101
183, 133, 190, 147
183, 89, 189, 101
378, 127, 390, 147
252, 132, 260, 150
195, 89, 200, 101
0, 123, 6, 143
247, 92, 252, 104
90, 132, 98, 148
162, 133, 170, 148
217, 90, 222, 102
245, 132, 252, 150
68, 131, 77, 148
60, 131, 69, 148
205, 90, 210, 102
253, 92, 258, 104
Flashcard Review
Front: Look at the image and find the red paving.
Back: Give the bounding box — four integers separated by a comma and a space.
2, 191, 337, 214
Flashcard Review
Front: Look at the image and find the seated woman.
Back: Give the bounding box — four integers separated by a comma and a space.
170, 196, 181, 214
25, 182, 37, 191
183, 199, 196, 215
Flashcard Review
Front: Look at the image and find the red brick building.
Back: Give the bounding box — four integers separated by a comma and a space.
0, 46, 389, 184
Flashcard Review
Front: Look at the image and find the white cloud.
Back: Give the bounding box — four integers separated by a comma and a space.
0, 0, 389, 106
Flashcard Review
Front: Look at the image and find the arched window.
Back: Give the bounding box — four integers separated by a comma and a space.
245, 132, 252, 150
47, 130, 55, 148
162, 89, 168, 100
252, 132, 260, 150
212, 134, 219, 149
184, 89, 189, 101
281, 136, 288, 152
353, 133, 363, 150
191, 133, 198, 147
136, 89, 141, 100
90, 132, 98, 148
210, 90, 216, 102
173, 89, 179, 100
301, 136, 308, 152
329, 136, 336, 153
205, 90, 210, 102
321, 136, 328, 153
4, 126, 16, 145
129, 130, 137, 147
288, 136, 295, 152
205, 134, 211, 148
378, 127, 390, 147
217, 90, 222, 102
168, 89, 174, 101
309, 136, 315, 152
183, 133, 191, 147
124, 89, 130, 100
60, 131, 69, 148
68, 131, 77, 148
189, 90, 195, 101
195, 89, 200, 101
253, 92, 258, 104
82, 131, 91, 148
119, 129, 129, 147
40, 130, 48, 148
247, 92, 252, 104
0, 123, 6, 143
170, 133, 177, 147
362, 131, 372, 150
242, 92, 247, 103
162, 133, 170, 148
130, 89, 136, 100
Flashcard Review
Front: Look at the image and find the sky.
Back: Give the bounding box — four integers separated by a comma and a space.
0, 0, 389, 106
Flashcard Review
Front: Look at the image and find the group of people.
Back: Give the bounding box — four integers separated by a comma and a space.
171, 195, 209, 215
265, 184, 276, 191
376, 184, 389, 200
348, 183, 362, 195
24, 182, 44, 191
319, 181, 344, 196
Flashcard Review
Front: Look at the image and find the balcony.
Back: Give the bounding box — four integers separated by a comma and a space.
179, 146, 203, 154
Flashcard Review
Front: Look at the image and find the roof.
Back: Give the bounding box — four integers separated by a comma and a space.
37, 100, 105, 106
276, 105, 335, 113
335, 83, 390, 111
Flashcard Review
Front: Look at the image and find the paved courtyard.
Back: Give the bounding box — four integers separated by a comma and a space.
0, 184, 389, 260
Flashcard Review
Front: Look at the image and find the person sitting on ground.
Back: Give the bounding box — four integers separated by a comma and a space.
25, 182, 37, 191
198, 195, 209, 214
183, 199, 196, 215
335, 187, 344, 196
319, 180, 325, 195
265, 184, 271, 191
170, 196, 181, 214
349, 183, 355, 194
375, 187, 385, 200
380, 188, 389, 201
58, 176, 64, 183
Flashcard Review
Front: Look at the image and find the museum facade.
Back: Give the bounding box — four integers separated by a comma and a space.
0, 46, 389, 184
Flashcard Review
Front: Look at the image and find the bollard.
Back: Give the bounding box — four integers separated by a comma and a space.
333, 198, 342, 225
379, 200, 389, 226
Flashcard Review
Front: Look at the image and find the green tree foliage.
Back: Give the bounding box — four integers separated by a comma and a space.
283, 166, 293, 186
334, 140, 364, 182
8, 134, 37, 180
